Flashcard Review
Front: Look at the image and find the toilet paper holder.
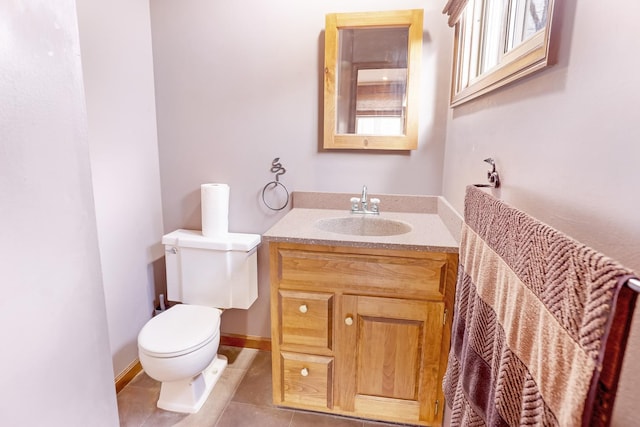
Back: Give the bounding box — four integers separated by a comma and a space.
262, 157, 289, 211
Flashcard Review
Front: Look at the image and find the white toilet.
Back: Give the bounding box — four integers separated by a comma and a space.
137, 229, 260, 414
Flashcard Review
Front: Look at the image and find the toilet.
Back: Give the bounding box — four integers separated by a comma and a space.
137, 229, 260, 413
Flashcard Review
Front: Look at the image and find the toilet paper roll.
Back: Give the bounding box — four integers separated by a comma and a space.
201, 183, 229, 237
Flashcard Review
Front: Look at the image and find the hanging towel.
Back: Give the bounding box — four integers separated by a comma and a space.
443, 185, 638, 427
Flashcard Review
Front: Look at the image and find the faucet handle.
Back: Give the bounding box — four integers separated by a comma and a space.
350, 197, 360, 212
370, 198, 380, 213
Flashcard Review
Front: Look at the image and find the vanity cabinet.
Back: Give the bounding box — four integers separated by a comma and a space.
269, 242, 458, 426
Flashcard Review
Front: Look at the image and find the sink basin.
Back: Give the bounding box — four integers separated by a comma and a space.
315, 216, 412, 237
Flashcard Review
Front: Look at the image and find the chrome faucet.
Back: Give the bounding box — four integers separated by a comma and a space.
350, 185, 380, 214
361, 185, 368, 211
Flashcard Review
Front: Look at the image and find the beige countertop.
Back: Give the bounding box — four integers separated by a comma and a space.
263, 192, 462, 253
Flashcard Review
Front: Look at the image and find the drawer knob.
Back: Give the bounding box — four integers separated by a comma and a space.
300, 368, 309, 377
344, 316, 354, 326
299, 304, 308, 313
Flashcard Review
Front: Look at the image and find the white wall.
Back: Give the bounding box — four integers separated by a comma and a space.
441, 1, 640, 425
0, 1, 118, 425
76, 0, 165, 377
149, 0, 453, 338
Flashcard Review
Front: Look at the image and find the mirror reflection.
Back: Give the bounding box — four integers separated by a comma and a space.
336, 28, 408, 136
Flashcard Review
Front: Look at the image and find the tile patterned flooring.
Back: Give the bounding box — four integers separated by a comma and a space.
117, 345, 408, 427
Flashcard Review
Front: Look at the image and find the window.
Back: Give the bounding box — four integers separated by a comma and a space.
444, 0, 555, 106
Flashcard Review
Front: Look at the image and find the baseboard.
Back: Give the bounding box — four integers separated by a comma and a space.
221, 333, 271, 351
115, 359, 143, 394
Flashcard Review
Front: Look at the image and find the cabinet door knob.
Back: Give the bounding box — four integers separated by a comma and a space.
300, 367, 309, 377
344, 316, 354, 326
299, 304, 308, 313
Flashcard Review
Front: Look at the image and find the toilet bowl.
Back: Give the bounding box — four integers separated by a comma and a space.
138, 304, 228, 413
137, 229, 261, 414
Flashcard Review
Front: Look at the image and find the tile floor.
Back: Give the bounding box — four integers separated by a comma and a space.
117, 345, 409, 427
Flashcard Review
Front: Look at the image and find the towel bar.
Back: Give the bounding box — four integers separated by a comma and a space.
627, 278, 640, 293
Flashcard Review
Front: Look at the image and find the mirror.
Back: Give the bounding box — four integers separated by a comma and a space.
354, 67, 406, 136
446, 0, 555, 106
323, 10, 423, 150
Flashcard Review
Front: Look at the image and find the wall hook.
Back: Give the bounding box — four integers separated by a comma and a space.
475, 158, 501, 188
270, 157, 286, 182
484, 158, 501, 188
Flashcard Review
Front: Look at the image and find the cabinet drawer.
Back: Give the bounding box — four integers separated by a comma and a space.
280, 352, 333, 409
277, 248, 447, 298
279, 290, 333, 351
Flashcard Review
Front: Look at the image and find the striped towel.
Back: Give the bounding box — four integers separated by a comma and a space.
443, 185, 638, 427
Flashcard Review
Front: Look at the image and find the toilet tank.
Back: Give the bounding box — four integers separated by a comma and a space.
162, 229, 261, 309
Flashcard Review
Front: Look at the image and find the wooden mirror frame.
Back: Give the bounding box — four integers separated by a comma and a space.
449, 0, 556, 107
323, 9, 423, 150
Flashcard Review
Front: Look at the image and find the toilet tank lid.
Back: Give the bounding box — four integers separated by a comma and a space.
162, 229, 261, 251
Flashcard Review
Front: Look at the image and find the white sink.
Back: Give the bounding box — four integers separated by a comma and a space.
315, 216, 412, 237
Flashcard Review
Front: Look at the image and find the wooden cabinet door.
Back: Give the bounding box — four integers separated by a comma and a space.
336, 295, 445, 425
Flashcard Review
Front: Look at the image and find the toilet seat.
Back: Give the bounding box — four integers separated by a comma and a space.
138, 304, 221, 358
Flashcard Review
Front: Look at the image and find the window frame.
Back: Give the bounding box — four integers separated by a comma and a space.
449, 0, 555, 107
